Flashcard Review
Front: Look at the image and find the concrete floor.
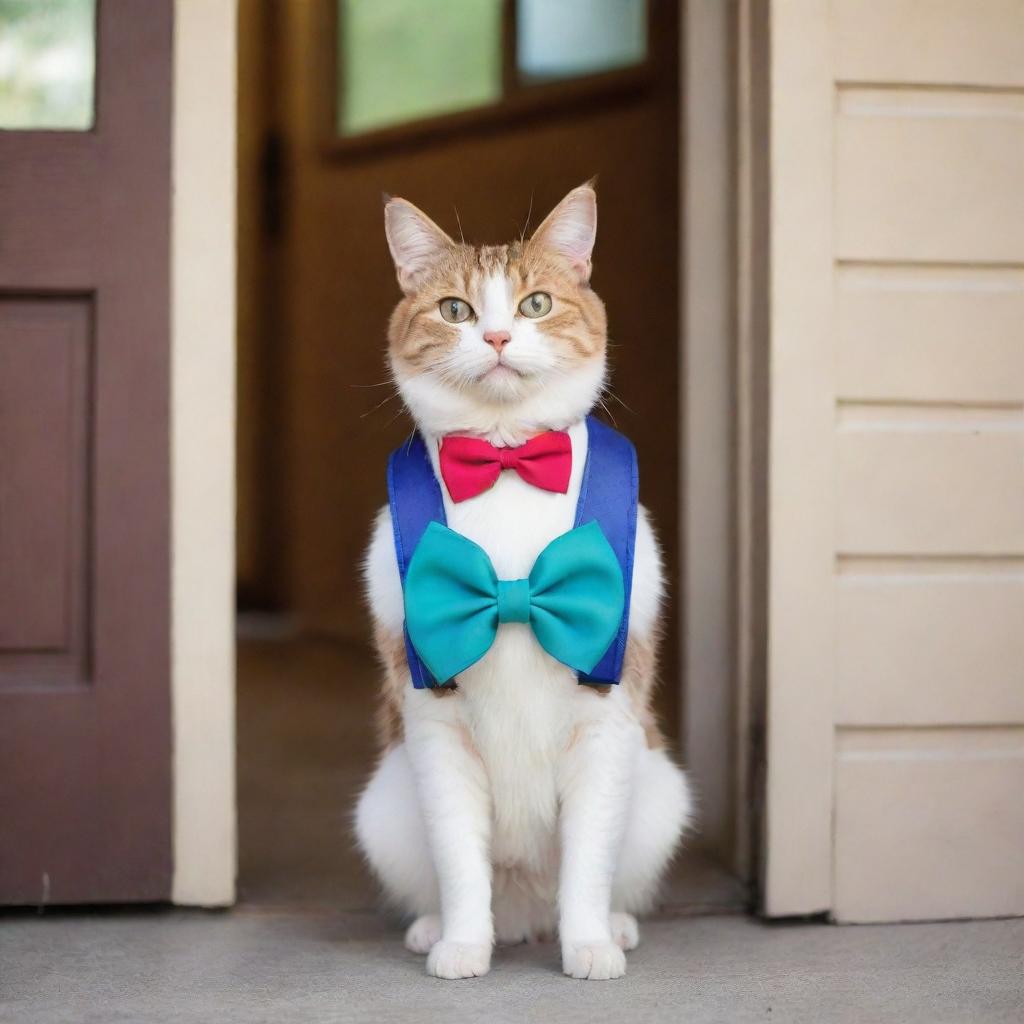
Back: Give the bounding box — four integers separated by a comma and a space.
3, 637, 1021, 1022
4, 909, 1022, 1023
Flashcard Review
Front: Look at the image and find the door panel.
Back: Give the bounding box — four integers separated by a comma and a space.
836, 89, 1024, 264
834, 728, 1024, 922
0, 2, 172, 904
836, 265, 1024, 405
0, 299, 90, 681
834, 0, 1024, 89
837, 431, 1024, 555
836, 573, 1024, 726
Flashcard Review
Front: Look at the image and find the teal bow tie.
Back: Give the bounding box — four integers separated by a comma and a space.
404, 520, 625, 683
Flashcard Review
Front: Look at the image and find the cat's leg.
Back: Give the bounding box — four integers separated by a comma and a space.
404, 692, 494, 979
403, 913, 443, 954
355, 742, 440, 940
608, 911, 640, 951
610, 745, 693, 948
354, 745, 448, 954
557, 705, 642, 980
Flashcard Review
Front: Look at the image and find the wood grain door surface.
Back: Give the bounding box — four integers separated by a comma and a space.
0, 1, 173, 904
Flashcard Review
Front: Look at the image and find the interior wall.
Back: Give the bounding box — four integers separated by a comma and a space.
236, 0, 267, 599
237, 0, 287, 607
239, 1, 683, 732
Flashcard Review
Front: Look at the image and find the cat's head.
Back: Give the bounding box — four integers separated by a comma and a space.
383, 184, 606, 445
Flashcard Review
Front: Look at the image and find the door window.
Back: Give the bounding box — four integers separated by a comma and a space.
339, 0, 503, 135
0, 0, 96, 131
334, 0, 648, 141
517, 0, 646, 82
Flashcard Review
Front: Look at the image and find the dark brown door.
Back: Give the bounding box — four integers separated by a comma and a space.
0, 1, 172, 904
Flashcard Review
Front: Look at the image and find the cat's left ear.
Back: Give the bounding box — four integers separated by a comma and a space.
530, 182, 597, 282
384, 197, 456, 294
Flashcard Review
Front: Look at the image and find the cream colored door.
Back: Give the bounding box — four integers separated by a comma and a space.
764, 0, 1024, 922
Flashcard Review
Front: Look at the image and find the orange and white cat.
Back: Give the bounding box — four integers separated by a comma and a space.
355, 184, 692, 980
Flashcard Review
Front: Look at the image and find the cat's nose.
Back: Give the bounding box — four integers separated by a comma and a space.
483, 330, 511, 353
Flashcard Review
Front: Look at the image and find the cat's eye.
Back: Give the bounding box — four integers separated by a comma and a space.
439, 297, 473, 323
519, 292, 552, 319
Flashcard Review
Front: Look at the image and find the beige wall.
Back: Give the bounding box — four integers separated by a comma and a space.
764, 0, 1024, 922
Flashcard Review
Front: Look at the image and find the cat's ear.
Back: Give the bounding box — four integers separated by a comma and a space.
384, 197, 456, 293
530, 182, 597, 282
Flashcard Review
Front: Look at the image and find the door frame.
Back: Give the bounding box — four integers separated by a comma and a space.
171, 0, 237, 906
679, 0, 767, 890
171, 0, 763, 907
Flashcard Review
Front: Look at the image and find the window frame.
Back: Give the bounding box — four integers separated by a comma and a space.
317, 0, 656, 158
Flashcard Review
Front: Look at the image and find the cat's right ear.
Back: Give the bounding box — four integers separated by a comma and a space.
384, 197, 455, 293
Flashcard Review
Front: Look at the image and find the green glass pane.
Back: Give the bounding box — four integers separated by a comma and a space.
0, 0, 95, 130
517, 0, 646, 83
338, 0, 502, 136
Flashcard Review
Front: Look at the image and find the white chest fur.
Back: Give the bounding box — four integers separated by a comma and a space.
423, 419, 591, 865
426, 418, 588, 579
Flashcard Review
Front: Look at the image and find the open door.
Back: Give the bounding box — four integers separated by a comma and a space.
0, 1, 173, 904
762, 0, 1024, 922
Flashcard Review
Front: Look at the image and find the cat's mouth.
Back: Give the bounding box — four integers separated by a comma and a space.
479, 361, 525, 382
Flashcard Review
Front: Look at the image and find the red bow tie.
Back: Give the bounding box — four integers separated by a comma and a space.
439, 431, 572, 502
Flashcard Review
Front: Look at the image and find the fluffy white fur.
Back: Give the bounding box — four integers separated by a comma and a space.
356, 188, 693, 980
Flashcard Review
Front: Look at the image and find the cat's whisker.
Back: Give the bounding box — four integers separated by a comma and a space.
595, 394, 618, 426
379, 406, 410, 431
360, 390, 401, 419
602, 385, 635, 415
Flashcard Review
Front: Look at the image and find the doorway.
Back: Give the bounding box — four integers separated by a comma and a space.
235, 0, 745, 915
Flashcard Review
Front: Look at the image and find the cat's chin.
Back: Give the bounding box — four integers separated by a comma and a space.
472, 364, 532, 404
395, 359, 607, 447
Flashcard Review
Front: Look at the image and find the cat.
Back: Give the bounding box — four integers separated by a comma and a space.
355, 183, 692, 980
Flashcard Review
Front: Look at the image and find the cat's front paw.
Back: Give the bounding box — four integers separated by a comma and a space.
404, 914, 442, 954
426, 939, 492, 979
610, 912, 640, 951
562, 940, 627, 980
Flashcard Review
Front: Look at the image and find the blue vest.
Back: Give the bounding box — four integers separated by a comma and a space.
387, 415, 638, 689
